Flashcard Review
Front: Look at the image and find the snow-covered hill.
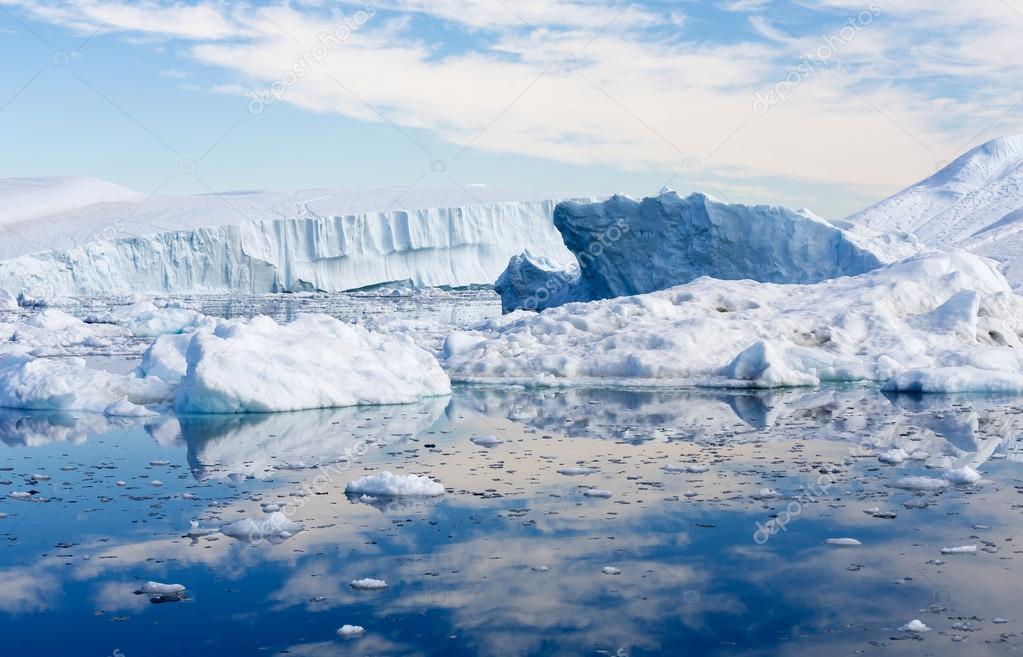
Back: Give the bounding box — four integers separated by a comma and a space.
0, 178, 578, 296
849, 135, 1023, 285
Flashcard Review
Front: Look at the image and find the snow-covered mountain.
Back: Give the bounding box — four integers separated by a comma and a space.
0, 177, 578, 296
849, 135, 1023, 285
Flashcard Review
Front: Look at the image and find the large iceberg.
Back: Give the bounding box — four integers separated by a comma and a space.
446, 250, 1023, 390
848, 135, 1023, 287
0, 178, 578, 297
497, 190, 917, 311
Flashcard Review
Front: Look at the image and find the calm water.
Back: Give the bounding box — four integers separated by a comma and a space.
3, 385, 1023, 656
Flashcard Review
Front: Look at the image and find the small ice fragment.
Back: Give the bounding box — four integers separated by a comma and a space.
531, 566, 549, 572
825, 538, 862, 546
864, 507, 880, 514
750, 488, 781, 500
150, 480, 163, 487
940, 545, 977, 555
8, 491, 31, 500
993, 617, 1008, 624
558, 466, 595, 476
470, 435, 503, 447
601, 566, 621, 575
186, 520, 219, 538
350, 578, 387, 590
116, 480, 126, 487
683, 490, 698, 498
30, 473, 50, 482
944, 466, 982, 485
337, 624, 365, 638
135, 581, 186, 595
900, 619, 930, 633
345, 472, 444, 497
891, 476, 949, 491
877, 448, 909, 464
261, 503, 281, 513
584, 489, 613, 498
149, 459, 170, 466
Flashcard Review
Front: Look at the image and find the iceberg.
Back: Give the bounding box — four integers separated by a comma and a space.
848, 134, 1023, 287
173, 314, 451, 413
447, 250, 1023, 389
497, 189, 918, 311
0, 178, 577, 297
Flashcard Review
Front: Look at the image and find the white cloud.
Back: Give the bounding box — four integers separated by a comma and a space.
3, 0, 1022, 206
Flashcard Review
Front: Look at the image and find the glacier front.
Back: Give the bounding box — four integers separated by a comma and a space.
0, 178, 578, 297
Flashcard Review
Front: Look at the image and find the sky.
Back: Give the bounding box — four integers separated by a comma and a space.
1, 0, 1022, 218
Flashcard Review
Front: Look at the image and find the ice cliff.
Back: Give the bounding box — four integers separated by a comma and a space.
497, 189, 919, 312
0, 178, 577, 297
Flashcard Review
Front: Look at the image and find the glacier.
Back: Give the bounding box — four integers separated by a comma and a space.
849, 134, 1023, 287
0, 178, 577, 297
497, 189, 919, 312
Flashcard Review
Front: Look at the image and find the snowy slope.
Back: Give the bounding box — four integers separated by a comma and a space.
0, 178, 578, 296
497, 189, 919, 312
848, 135, 1023, 285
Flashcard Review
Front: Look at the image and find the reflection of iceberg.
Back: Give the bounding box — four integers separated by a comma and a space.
347, 493, 443, 514
451, 386, 1023, 465
0, 409, 143, 447
158, 398, 448, 480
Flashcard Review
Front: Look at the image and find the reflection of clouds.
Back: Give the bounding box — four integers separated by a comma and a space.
151, 398, 447, 480
0, 566, 60, 613
91, 580, 151, 613
0, 410, 144, 447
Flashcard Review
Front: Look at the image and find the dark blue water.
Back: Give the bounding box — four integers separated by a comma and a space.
1, 386, 1021, 656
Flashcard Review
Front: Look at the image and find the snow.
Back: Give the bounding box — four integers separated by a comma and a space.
0, 289, 16, 310
447, 251, 1023, 389
496, 190, 918, 312
344, 471, 445, 497
220, 512, 303, 543
877, 448, 910, 464
849, 135, 1023, 287
0, 177, 579, 296
172, 314, 451, 413
945, 465, 982, 484
900, 620, 931, 633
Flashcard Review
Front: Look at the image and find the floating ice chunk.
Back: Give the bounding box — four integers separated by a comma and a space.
149, 459, 170, 466
186, 520, 219, 538
531, 566, 550, 572
150, 480, 162, 487
30, 473, 49, 481
135, 581, 186, 596
220, 512, 303, 543
557, 466, 595, 476
940, 545, 978, 555
825, 538, 862, 546
750, 488, 782, 500
337, 624, 365, 638
584, 489, 613, 498
470, 435, 504, 447
173, 314, 451, 413
345, 472, 445, 497
878, 448, 910, 464
8, 491, 31, 499
350, 578, 387, 590
900, 619, 931, 633
944, 466, 982, 485
891, 476, 949, 492
261, 503, 281, 513
601, 566, 622, 575
883, 367, 1023, 394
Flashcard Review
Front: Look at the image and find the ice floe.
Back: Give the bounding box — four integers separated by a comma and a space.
344, 471, 445, 497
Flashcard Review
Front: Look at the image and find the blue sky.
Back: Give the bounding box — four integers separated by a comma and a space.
1, 0, 1022, 217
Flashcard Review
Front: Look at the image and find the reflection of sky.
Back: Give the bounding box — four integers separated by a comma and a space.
1, 386, 1022, 655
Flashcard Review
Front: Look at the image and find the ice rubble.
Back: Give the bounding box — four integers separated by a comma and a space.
0, 177, 577, 296
497, 190, 918, 312
173, 314, 451, 413
446, 250, 1023, 390
849, 135, 1023, 287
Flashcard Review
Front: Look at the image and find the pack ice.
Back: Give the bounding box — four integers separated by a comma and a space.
447, 250, 1023, 391
849, 134, 1023, 287
497, 189, 917, 312
0, 177, 576, 296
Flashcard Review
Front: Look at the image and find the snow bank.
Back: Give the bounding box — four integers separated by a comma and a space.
447, 251, 1023, 389
345, 471, 445, 497
173, 314, 450, 413
497, 190, 918, 311
0, 179, 578, 296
